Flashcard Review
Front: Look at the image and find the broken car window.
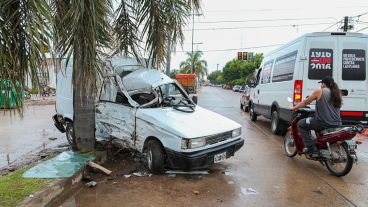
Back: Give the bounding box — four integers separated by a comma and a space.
100, 78, 117, 102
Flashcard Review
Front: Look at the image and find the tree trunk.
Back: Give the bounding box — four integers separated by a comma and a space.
73, 47, 96, 152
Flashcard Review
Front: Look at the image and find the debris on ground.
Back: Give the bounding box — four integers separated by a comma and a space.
88, 161, 112, 175
241, 187, 258, 195
122, 170, 152, 178
221, 171, 233, 176
48, 137, 57, 141
165, 170, 209, 175
227, 181, 235, 185
192, 190, 200, 195
29, 194, 34, 198
85, 181, 97, 188
313, 187, 323, 195
167, 174, 176, 178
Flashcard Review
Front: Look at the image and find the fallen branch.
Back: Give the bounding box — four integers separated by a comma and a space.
88, 161, 112, 175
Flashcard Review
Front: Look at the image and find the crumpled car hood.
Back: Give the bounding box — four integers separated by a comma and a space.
136, 106, 241, 138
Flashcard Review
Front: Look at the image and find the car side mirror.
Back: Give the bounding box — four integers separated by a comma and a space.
192, 96, 198, 104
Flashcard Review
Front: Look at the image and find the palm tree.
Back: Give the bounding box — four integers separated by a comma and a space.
179, 50, 208, 79
1, 0, 201, 152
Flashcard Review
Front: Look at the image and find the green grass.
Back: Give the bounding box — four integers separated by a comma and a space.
0, 168, 51, 207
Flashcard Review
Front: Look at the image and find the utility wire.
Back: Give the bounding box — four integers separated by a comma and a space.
184, 22, 336, 31
176, 43, 284, 53
204, 6, 368, 13
357, 26, 368, 32
192, 17, 337, 24
322, 21, 342, 31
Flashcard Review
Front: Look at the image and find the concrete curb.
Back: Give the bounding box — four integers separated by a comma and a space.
18, 151, 107, 207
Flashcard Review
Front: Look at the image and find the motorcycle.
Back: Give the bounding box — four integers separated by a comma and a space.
284, 98, 365, 177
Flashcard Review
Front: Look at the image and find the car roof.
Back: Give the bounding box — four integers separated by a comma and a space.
122, 69, 174, 91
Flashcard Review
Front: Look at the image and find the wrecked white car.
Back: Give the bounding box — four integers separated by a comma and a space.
54, 65, 244, 174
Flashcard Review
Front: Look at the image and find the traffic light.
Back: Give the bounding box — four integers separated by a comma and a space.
248, 52, 254, 60
237, 52, 242, 60
243, 52, 248, 61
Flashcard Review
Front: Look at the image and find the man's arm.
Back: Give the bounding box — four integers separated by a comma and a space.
292, 89, 321, 111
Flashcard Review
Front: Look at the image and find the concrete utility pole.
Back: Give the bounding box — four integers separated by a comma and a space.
191, 10, 195, 74
165, 37, 172, 75
343, 16, 349, 32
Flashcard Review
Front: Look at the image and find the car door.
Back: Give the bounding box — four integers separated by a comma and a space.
96, 77, 136, 148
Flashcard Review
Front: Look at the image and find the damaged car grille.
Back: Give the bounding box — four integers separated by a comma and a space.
205, 131, 232, 145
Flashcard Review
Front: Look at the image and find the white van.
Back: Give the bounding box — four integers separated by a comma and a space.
249, 32, 368, 134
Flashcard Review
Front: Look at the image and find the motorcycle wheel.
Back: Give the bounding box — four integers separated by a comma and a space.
325, 143, 353, 177
284, 133, 297, 157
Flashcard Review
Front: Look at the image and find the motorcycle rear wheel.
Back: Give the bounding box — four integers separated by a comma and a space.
284, 133, 297, 157
325, 143, 353, 177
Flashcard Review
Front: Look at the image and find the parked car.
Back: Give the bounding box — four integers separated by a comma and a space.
240, 87, 251, 112
250, 32, 368, 135
239, 86, 246, 93
232, 85, 241, 92
54, 65, 244, 174
224, 85, 232, 90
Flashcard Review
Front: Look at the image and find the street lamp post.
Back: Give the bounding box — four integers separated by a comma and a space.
191, 10, 202, 74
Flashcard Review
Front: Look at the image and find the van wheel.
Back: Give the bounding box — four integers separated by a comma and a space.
146, 140, 165, 175
271, 110, 286, 135
250, 104, 257, 121
65, 122, 77, 151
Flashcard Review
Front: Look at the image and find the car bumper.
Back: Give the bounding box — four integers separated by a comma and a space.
165, 138, 244, 170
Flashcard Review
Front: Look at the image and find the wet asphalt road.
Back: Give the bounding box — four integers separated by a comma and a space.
0, 105, 65, 168
51, 86, 368, 207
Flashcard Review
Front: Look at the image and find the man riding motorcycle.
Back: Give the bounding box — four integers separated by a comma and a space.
292, 76, 342, 155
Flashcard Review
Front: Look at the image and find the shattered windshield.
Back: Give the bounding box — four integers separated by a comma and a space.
158, 83, 195, 112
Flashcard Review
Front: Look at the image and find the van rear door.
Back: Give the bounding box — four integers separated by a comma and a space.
336, 34, 368, 125
303, 35, 337, 105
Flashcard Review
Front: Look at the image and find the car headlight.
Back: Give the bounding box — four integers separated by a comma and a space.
189, 138, 206, 149
232, 128, 241, 138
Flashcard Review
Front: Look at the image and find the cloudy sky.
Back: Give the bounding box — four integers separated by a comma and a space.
169, 0, 368, 74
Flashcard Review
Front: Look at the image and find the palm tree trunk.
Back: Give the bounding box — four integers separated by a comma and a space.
73, 46, 95, 152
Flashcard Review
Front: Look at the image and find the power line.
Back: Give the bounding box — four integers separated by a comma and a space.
184, 22, 336, 31
357, 26, 368, 32
203, 6, 368, 13
192, 17, 337, 24
176, 43, 284, 53
322, 21, 342, 31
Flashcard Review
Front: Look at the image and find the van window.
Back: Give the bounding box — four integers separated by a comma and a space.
272, 51, 298, 83
342, 49, 366, 80
261, 61, 273, 84
308, 48, 333, 80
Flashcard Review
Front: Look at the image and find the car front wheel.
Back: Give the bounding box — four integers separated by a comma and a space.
146, 140, 165, 174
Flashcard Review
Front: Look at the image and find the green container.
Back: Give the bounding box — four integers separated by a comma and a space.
0, 79, 24, 109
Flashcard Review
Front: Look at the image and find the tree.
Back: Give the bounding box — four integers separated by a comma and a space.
179, 51, 208, 79
1, 0, 201, 152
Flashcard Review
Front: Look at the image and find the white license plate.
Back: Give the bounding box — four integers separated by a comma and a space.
214, 151, 227, 163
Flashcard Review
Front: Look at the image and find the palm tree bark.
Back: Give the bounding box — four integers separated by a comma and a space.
73, 46, 95, 152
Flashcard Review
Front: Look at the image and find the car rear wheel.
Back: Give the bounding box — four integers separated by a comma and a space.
146, 140, 165, 175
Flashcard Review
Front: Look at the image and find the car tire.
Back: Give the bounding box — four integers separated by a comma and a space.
271, 110, 286, 135
250, 103, 257, 121
65, 122, 77, 151
146, 140, 165, 175
244, 103, 249, 112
